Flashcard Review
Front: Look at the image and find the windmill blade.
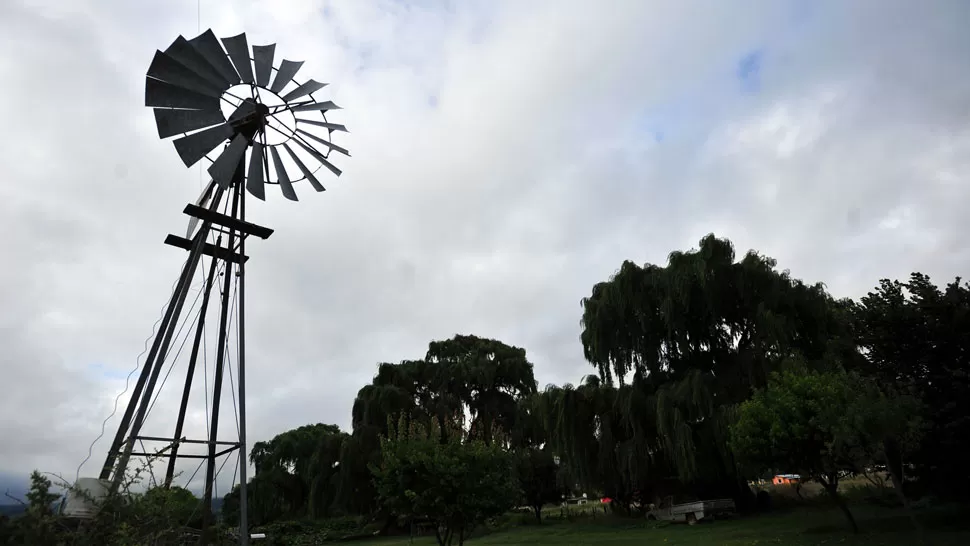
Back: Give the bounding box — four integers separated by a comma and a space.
294, 139, 342, 177
173, 123, 233, 167
282, 142, 325, 192
188, 30, 240, 85
291, 101, 341, 113
252, 44, 275, 88
269, 146, 298, 201
269, 59, 304, 93
281, 79, 328, 102
208, 134, 250, 188
147, 50, 222, 97
296, 118, 349, 132
221, 33, 254, 84
186, 180, 217, 238
165, 35, 231, 89
146, 78, 221, 110
296, 128, 351, 157
247, 141, 266, 200
154, 108, 225, 139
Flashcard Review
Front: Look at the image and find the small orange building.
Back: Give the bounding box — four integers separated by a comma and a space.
772, 474, 801, 485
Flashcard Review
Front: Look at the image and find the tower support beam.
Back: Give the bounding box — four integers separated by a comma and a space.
164, 235, 223, 487
100, 185, 227, 484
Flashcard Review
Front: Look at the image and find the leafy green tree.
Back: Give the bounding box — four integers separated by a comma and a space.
426, 335, 537, 445
3, 464, 235, 545
516, 448, 559, 523
339, 335, 536, 517
851, 273, 970, 500
372, 415, 519, 546
9, 470, 63, 544
234, 423, 349, 524
731, 367, 920, 534
25, 471, 59, 515
575, 234, 850, 507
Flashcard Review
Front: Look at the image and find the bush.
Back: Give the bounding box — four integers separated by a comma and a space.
255, 516, 376, 545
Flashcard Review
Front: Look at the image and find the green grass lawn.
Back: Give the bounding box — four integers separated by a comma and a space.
357, 503, 970, 546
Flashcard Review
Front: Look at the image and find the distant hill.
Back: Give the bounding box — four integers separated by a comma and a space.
0, 498, 222, 519
0, 504, 26, 518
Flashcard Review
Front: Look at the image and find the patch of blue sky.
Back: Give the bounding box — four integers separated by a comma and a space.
636, 0, 817, 144
736, 48, 763, 94
633, 0, 820, 145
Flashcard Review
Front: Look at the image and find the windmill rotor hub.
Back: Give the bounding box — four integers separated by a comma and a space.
227, 99, 270, 142
221, 85, 297, 147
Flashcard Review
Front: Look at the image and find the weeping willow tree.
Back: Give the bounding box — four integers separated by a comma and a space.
224, 423, 349, 525
569, 234, 849, 506
536, 375, 674, 512
335, 334, 538, 516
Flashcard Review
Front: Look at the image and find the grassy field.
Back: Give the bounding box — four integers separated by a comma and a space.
357, 503, 970, 546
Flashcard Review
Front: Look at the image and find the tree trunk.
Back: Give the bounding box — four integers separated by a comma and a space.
380, 515, 395, 536
820, 474, 858, 534
458, 525, 465, 546
883, 438, 923, 541
534, 505, 542, 523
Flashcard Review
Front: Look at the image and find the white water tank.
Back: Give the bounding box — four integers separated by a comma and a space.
60, 477, 109, 519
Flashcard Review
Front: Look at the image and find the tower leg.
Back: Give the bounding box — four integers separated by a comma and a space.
201, 182, 242, 541
165, 236, 223, 487
102, 187, 225, 488
238, 181, 251, 545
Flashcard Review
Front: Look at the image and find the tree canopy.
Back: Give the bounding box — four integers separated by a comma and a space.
372, 416, 519, 546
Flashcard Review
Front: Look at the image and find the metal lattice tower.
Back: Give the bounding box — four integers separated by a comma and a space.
91, 29, 349, 544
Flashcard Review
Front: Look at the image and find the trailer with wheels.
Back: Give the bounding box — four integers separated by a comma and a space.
645, 496, 736, 524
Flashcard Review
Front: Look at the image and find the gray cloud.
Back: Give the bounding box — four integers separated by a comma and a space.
1, 0, 968, 497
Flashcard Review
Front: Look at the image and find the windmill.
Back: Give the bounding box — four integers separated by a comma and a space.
66, 29, 349, 543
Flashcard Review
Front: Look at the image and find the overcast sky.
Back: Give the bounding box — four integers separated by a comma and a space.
2, 0, 969, 498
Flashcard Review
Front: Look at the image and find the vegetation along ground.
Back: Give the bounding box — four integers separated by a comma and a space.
357, 503, 970, 546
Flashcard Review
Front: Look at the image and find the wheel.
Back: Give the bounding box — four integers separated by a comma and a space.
686, 513, 697, 526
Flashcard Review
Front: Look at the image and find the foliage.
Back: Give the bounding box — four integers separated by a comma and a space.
7, 471, 61, 545
25, 472, 59, 516
0, 463, 234, 545
372, 415, 520, 546
546, 234, 853, 511
253, 516, 376, 546
515, 448, 560, 522
339, 334, 537, 516
224, 423, 350, 527
851, 273, 970, 499
730, 367, 921, 533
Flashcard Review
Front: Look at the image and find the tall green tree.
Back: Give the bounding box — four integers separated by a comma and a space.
731, 367, 921, 534
851, 273, 970, 499
575, 234, 849, 506
372, 416, 519, 546
338, 335, 537, 516
515, 448, 560, 523
228, 423, 349, 524
426, 335, 537, 445
25, 471, 59, 516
